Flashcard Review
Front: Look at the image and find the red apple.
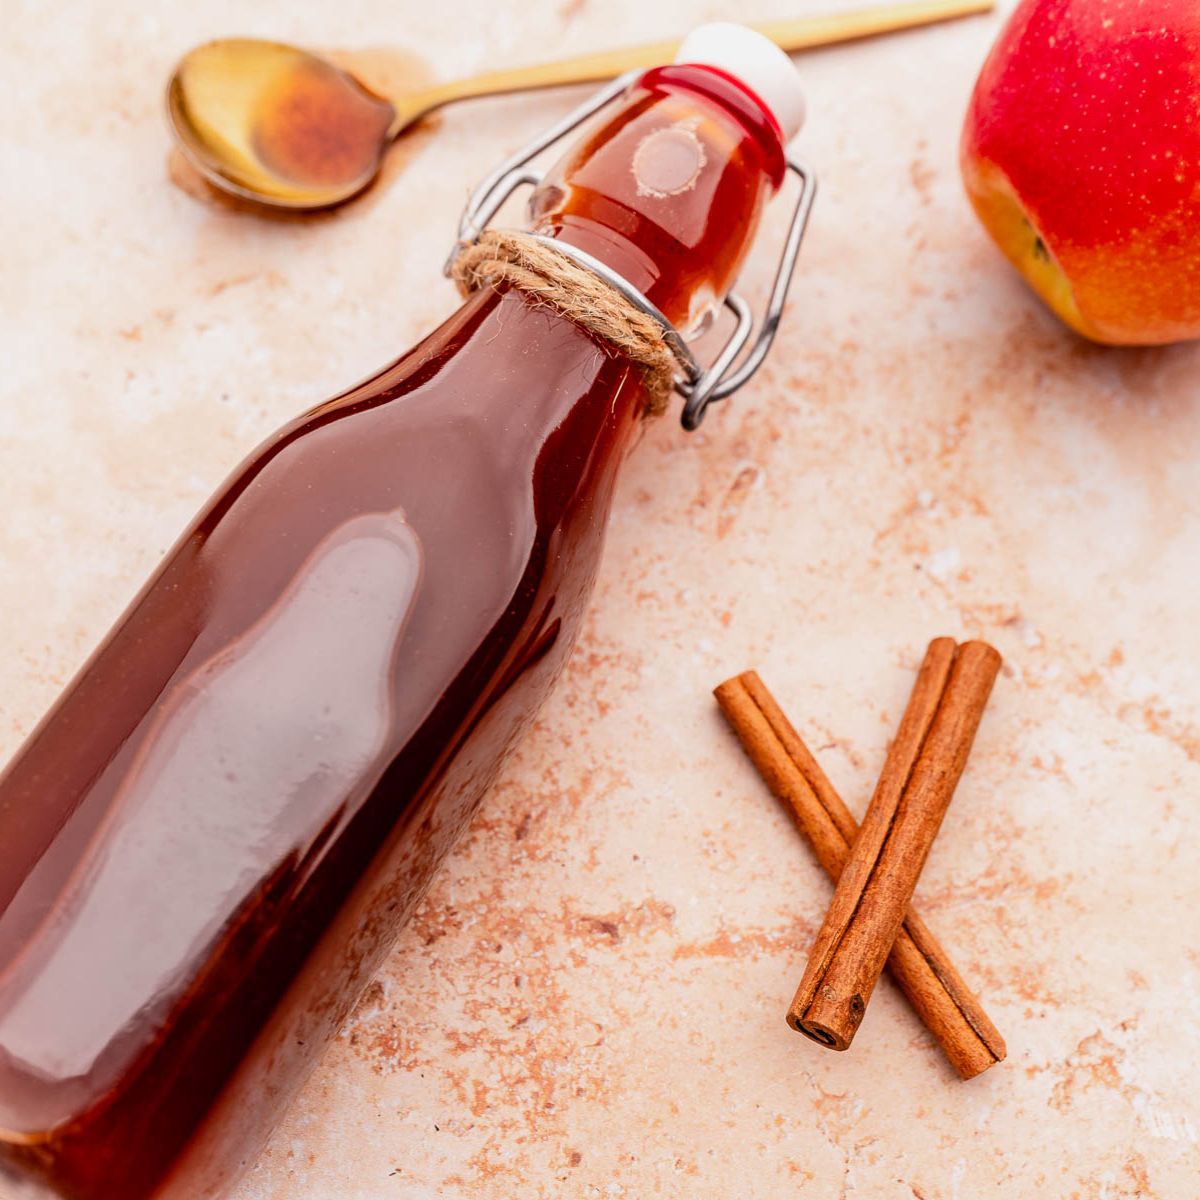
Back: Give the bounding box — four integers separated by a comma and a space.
961, 0, 1200, 344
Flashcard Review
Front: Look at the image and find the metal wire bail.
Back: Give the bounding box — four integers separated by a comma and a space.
446, 73, 817, 430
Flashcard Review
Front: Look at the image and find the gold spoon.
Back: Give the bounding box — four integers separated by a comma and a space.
167, 0, 993, 211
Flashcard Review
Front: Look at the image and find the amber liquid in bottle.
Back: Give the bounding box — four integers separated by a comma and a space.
0, 65, 784, 1199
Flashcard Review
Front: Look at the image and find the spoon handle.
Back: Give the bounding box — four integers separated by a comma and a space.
406, 0, 992, 119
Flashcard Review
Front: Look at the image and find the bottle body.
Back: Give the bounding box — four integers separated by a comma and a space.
0, 284, 647, 1198
0, 60, 788, 1200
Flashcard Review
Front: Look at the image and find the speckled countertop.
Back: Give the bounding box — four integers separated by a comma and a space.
2, 1, 1198, 1196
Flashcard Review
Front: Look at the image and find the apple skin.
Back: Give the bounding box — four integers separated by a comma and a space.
961, 0, 1200, 344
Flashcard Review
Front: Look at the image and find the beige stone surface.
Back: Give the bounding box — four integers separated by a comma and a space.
2, 1, 1199, 1197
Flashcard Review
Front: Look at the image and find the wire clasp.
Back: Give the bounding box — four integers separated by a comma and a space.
446, 72, 816, 430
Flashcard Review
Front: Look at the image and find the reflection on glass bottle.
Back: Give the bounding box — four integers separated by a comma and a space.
0, 511, 422, 1131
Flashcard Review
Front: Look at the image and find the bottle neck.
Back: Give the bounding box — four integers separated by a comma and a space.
528, 65, 785, 335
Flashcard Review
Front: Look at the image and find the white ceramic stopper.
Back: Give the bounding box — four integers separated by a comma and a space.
675, 22, 806, 141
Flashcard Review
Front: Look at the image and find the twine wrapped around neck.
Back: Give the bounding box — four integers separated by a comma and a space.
449, 229, 682, 417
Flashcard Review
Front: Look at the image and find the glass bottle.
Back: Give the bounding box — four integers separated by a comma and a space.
0, 26, 803, 1200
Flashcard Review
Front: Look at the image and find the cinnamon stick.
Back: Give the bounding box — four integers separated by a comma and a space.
786, 638, 1001, 1055
714, 654, 1005, 1078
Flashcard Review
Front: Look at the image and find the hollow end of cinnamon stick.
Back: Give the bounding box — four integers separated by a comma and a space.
788, 983, 866, 1053
788, 1008, 852, 1052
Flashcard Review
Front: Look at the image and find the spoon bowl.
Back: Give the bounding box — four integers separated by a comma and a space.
168, 39, 397, 209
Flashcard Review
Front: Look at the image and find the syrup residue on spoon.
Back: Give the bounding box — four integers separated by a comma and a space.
251, 56, 394, 188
